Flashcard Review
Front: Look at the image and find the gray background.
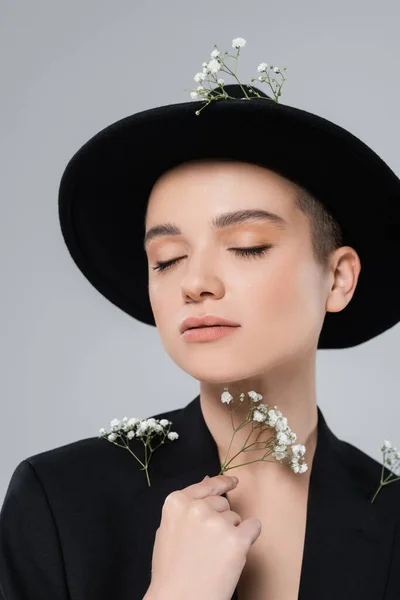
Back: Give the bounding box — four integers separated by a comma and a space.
1, 0, 400, 503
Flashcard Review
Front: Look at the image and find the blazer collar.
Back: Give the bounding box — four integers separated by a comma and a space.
133, 395, 395, 600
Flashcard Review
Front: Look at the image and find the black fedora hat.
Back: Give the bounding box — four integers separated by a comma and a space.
58, 83, 400, 349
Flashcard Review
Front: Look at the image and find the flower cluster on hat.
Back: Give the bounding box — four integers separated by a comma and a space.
371, 439, 400, 503
187, 36, 288, 115
217, 387, 308, 476
98, 415, 179, 487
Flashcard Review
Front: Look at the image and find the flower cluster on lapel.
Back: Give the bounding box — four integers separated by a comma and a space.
98, 416, 179, 487
371, 439, 400, 503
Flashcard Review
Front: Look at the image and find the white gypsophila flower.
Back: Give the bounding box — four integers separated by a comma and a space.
253, 410, 267, 423
108, 432, 117, 442
239, 392, 245, 401
168, 431, 179, 441
273, 444, 288, 461
120, 423, 128, 431
383, 446, 400, 476
381, 440, 392, 452
292, 461, 308, 474
266, 409, 279, 427
248, 391, 263, 402
275, 452, 286, 461
99, 428, 106, 436
110, 418, 120, 430
276, 431, 290, 446
202, 61, 208, 67
257, 62, 268, 72
232, 37, 246, 49
207, 58, 221, 74
191, 85, 207, 99
258, 75, 267, 82
288, 431, 297, 443
221, 390, 233, 404
275, 416, 288, 432
291, 444, 306, 457
137, 420, 151, 433
211, 48, 220, 58
194, 72, 206, 83
127, 417, 139, 427
127, 430, 135, 440
273, 66, 280, 73
217, 78, 225, 85
159, 419, 170, 427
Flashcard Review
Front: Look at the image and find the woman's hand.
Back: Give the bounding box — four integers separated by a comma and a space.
145, 474, 262, 600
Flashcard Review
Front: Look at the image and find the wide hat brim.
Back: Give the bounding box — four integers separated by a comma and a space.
58, 85, 400, 349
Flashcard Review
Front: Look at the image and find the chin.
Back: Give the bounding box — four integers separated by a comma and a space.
177, 360, 254, 385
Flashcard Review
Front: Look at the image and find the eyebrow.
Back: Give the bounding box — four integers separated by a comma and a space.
143, 208, 288, 249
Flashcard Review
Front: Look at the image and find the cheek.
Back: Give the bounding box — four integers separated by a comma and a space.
243, 256, 324, 342
148, 279, 172, 330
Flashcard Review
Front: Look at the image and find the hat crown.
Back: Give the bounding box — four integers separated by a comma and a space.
209, 83, 272, 100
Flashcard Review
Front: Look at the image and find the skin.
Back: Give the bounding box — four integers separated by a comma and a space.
144, 158, 361, 490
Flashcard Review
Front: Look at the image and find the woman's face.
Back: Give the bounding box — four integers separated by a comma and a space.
144, 159, 333, 383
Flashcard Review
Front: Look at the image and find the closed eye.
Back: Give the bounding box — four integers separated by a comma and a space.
151, 245, 274, 274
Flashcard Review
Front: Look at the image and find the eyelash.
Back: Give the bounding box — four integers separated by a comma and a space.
152, 245, 273, 273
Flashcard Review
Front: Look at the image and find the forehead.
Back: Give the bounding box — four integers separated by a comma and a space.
145, 159, 298, 219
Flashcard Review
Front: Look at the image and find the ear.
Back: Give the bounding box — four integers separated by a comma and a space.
325, 247, 362, 313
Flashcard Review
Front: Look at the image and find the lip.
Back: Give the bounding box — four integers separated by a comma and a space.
182, 325, 241, 342
180, 315, 241, 334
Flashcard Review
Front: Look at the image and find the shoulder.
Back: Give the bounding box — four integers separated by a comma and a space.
6, 403, 184, 500
336, 436, 400, 510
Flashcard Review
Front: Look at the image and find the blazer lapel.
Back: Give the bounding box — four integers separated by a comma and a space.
131, 395, 396, 600
297, 406, 395, 600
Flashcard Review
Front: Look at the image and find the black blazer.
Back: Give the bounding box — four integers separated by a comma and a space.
1, 395, 400, 600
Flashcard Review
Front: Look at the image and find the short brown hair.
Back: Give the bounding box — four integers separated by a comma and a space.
292, 183, 344, 271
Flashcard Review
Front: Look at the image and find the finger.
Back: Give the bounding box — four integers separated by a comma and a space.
237, 516, 263, 547
185, 475, 238, 500
220, 511, 242, 527
203, 495, 231, 513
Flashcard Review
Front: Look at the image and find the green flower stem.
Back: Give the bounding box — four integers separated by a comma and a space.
218, 61, 251, 99
121, 435, 155, 487
221, 437, 275, 472
383, 476, 400, 485
370, 484, 383, 504
265, 70, 279, 101
370, 461, 400, 503
219, 457, 279, 474
220, 408, 255, 469
110, 439, 146, 468
204, 52, 253, 101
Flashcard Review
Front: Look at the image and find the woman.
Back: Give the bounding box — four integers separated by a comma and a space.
1, 68, 400, 599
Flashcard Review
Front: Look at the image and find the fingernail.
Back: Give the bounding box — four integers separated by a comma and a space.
231, 476, 239, 484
